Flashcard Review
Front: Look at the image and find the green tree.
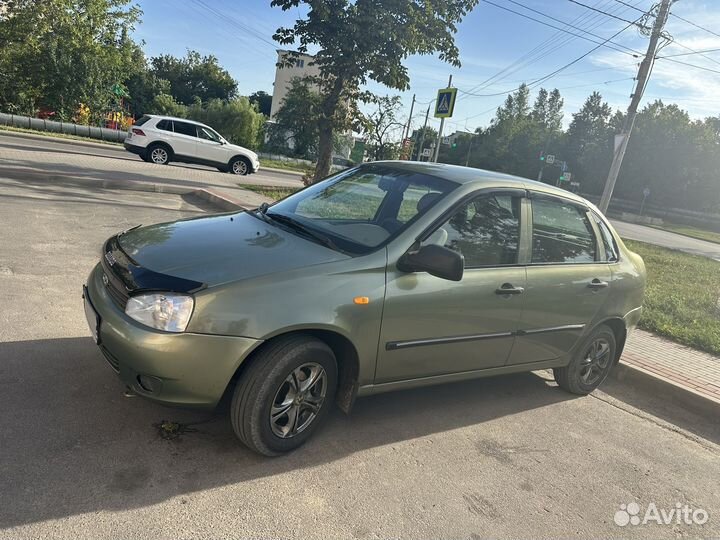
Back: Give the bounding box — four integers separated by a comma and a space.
186, 97, 265, 150
563, 91, 614, 194
0, 0, 142, 120
361, 95, 404, 161
410, 126, 438, 160
150, 50, 237, 105
271, 0, 480, 181
249, 90, 273, 116
267, 77, 322, 159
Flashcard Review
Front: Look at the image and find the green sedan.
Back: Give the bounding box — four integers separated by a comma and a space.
83, 162, 645, 455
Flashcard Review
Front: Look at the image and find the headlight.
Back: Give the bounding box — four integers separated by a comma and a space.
125, 293, 194, 332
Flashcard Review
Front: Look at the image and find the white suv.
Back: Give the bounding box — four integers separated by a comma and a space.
124, 115, 260, 175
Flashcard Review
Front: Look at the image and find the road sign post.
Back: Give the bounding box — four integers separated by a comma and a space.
432, 78, 457, 163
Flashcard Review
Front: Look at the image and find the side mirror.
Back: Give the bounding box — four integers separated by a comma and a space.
398, 244, 464, 282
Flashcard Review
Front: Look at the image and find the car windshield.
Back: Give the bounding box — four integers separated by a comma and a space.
263, 165, 457, 255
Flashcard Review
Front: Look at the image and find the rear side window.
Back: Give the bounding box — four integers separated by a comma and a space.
531, 198, 596, 264
156, 119, 172, 131
173, 121, 197, 137
593, 213, 619, 262
134, 115, 151, 127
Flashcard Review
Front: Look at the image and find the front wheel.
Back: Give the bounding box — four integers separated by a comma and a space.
229, 156, 251, 175
553, 325, 616, 395
231, 335, 337, 456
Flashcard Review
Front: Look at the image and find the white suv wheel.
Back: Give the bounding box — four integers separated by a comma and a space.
232, 159, 249, 175
150, 147, 169, 164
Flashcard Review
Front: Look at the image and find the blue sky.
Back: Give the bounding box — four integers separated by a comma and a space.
133, 0, 720, 134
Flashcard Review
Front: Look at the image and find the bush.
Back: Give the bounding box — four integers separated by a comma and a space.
186, 97, 264, 150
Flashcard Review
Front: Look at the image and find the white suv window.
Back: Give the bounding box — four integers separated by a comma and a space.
198, 127, 221, 142
156, 119, 172, 131
173, 121, 198, 137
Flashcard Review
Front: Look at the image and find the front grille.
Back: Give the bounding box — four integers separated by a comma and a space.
100, 346, 120, 372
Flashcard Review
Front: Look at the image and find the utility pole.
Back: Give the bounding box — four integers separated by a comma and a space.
402, 94, 416, 143
465, 134, 475, 167
598, 0, 671, 213
416, 104, 431, 161
433, 74, 452, 163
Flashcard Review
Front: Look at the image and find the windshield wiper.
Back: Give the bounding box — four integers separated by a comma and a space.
265, 212, 340, 252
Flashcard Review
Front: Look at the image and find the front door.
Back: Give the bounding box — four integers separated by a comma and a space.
376, 192, 527, 383
508, 195, 612, 365
196, 126, 229, 165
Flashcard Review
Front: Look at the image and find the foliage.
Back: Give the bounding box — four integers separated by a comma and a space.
0, 0, 142, 120
149, 93, 187, 118
266, 77, 322, 159
410, 126, 438, 160
361, 95, 404, 161
150, 50, 237, 105
186, 97, 264, 150
271, 0, 480, 181
249, 90, 273, 116
625, 240, 720, 356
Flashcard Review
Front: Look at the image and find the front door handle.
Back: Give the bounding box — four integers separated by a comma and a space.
495, 283, 525, 295
588, 278, 609, 290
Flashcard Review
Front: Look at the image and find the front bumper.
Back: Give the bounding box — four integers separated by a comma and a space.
84, 263, 261, 409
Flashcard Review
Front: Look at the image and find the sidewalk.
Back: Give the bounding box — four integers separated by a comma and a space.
620, 329, 720, 407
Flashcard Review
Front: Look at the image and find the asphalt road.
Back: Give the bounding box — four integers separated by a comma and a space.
0, 178, 718, 539
0, 131, 304, 187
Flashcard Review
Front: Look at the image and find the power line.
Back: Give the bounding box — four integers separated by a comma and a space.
459, 15, 643, 97
656, 47, 720, 59
482, 0, 642, 59
461, 0, 630, 98
669, 11, 720, 40
611, 0, 647, 13
656, 56, 720, 75
663, 40, 720, 67
566, 0, 646, 27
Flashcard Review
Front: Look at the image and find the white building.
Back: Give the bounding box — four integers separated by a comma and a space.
269, 50, 320, 119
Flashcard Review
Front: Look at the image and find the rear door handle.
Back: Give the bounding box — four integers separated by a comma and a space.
588, 279, 609, 290
495, 283, 525, 295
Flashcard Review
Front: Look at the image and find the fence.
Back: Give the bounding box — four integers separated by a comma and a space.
0, 112, 126, 143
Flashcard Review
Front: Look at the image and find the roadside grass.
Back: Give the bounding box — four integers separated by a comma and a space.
241, 184, 301, 201
261, 158, 314, 174
0, 124, 122, 146
625, 240, 720, 356
651, 222, 720, 245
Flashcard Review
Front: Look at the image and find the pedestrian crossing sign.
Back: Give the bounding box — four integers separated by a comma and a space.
435, 87, 458, 118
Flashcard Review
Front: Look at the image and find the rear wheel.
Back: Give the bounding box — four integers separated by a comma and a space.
554, 325, 616, 395
229, 156, 251, 175
147, 144, 171, 165
231, 335, 337, 456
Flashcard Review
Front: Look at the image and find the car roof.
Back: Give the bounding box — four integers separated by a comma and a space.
145, 114, 210, 128
372, 161, 588, 206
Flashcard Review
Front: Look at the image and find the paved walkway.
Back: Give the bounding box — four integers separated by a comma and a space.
622, 329, 720, 405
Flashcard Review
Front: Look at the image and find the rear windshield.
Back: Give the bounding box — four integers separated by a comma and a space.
134, 115, 152, 127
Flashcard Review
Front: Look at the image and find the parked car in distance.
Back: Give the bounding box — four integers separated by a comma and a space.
123, 115, 260, 175
83, 162, 645, 455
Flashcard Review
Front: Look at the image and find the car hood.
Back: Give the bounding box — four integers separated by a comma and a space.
116, 212, 349, 287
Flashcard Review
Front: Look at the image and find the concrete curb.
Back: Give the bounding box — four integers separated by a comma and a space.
0, 166, 248, 212
0, 127, 125, 151
611, 361, 720, 417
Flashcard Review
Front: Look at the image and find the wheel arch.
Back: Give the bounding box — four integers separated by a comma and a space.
228, 153, 252, 166
223, 328, 361, 414
147, 140, 174, 158
592, 317, 627, 364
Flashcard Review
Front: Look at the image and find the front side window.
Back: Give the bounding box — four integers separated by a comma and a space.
531, 198, 596, 263
173, 121, 197, 137
423, 194, 521, 267
198, 127, 221, 142
264, 165, 456, 254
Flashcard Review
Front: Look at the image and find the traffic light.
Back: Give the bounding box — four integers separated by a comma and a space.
451, 141, 457, 149
539, 151, 545, 161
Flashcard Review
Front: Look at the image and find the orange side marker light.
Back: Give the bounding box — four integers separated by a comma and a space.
353, 296, 370, 305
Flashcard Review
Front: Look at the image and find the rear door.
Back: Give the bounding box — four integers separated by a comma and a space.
376, 190, 527, 383
170, 120, 199, 158
507, 194, 612, 365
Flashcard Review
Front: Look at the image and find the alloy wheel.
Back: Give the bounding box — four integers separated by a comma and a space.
151, 147, 168, 164
579, 337, 611, 386
232, 160, 248, 175
270, 362, 327, 438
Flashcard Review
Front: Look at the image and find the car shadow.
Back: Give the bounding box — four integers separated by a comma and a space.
0, 336, 573, 529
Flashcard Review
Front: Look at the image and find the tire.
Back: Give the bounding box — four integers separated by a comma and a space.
217, 167, 228, 173
229, 156, 251, 176
231, 335, 337, 456
140, 151, 152, 163
147, 143, 171, 165
554, 325, 616, 395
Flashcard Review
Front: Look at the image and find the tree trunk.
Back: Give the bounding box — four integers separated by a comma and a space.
314, 118, 334, 182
